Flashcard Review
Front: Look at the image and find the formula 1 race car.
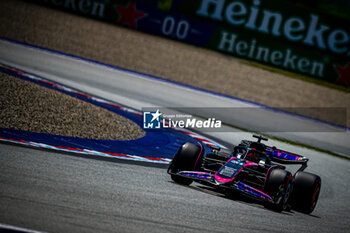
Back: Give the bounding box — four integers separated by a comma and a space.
168, 135, 321, 214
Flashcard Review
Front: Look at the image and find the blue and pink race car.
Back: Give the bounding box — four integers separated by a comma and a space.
168, 135, 321, 214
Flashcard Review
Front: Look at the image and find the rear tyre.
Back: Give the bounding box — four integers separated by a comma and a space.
169, 143, 203, 185
264, 169, 292, 212
290, 171, 321, 214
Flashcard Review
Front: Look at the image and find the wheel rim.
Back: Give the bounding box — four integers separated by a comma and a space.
284, 182, 292, 204
281, 176, 292, 209
310, 182, 320, 210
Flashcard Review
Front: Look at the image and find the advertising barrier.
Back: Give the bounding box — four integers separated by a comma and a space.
31, 0, 350, 86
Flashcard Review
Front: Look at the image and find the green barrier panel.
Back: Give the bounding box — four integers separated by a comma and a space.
176, 0, 350, 86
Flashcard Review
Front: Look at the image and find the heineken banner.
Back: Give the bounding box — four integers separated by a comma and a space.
32, 0, 350, 86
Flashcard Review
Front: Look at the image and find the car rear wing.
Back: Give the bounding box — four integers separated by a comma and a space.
266, 147, 309, 165
266, 147, 309, 172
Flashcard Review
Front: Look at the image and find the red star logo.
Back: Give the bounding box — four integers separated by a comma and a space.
335, 63, 350, 86
116, 2, 146, 29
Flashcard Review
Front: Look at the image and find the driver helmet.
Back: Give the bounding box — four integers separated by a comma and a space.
250, 142, 265, 152
245, 150, 260, 163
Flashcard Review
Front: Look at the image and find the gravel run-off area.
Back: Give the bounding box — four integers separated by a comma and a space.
0, 73, 145, 140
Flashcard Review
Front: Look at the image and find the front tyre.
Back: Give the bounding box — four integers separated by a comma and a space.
290, 171, 321, 214
169, 142, 203, 185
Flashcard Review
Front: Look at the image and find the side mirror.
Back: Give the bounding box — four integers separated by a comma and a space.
209, 144, 221, 152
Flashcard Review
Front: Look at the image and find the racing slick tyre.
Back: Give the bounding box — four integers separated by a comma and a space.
169, 142, 203, 185
264, 169, 293, 212
290, 171, 321, 214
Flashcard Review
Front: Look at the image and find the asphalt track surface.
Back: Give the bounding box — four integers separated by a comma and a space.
1, 39, 350, 232
1, 142, 350, 233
